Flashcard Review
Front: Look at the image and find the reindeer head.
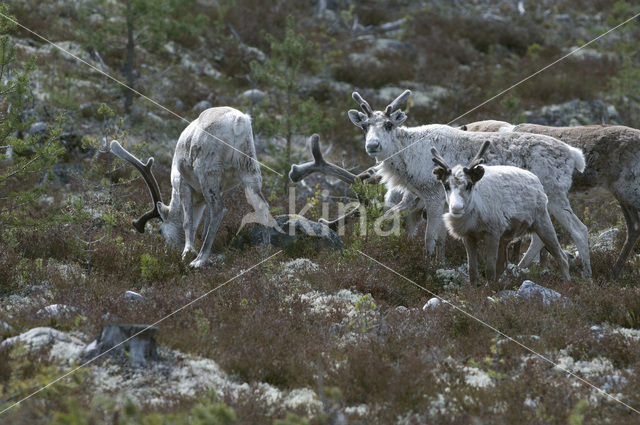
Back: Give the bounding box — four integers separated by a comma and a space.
348, 90, 411, 158
431, 141, 491, 218
110, 140, 184, 248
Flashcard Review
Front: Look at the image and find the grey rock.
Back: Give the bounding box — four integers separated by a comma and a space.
601, 374, 628, 392
591, 228, 621, 253
524, 99, 619, 127
395, 306, 409, 313
0, 327, 77, 351
517, 280, 565, 306
174, 99, 185, 111
192, 100, 212, 113
497, 289, 518, 300
0, 320, 13, 333
422, 297, 442, 311
125, 291, 144, 302
378, 85, 448, 110
27, 121, 48, 136
234, 214, 344, 251
36, 304, 77, 319
239, 89, 266, 105
239, 43, 267, 63
83, 324, 158, 367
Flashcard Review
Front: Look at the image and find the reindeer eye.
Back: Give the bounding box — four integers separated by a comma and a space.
384, 121, 393, 132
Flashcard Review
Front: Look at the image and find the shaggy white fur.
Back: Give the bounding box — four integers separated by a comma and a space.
349, 95, 590, 277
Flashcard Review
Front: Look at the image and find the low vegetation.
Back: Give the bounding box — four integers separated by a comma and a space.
1, 0, 640, 424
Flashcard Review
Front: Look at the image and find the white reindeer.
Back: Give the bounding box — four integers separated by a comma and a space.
431, 142, 570, 285
347, 90, 590, 278
462, 119, 640, 277
111, 107, 274, 268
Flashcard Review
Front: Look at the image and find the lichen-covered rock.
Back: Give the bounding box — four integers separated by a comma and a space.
125, 290, 144, 302
524, 99, 619, 127
423, 297, 442, 311
191, 100, 213, 112
36, 303, 78, 319
238, 89, 266, 105
235, 214, 344, 251
590, 227, 622, 253
517, 280, 566, 306
0, 327, 86, 364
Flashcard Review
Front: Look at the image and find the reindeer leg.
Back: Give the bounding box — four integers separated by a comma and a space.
547, 195, 591, 279
485, 235, 500, 284
242, 175, 275, 246
496, 237, 509, 280
405, 207, 424, 238
534, 214, 570, 281
180, 180, 197, 260
423, 196, 446, 260
519, 234, 544, 268
463, 236, 479, 286
191, 173, 225, 268
612, 201, 640, 278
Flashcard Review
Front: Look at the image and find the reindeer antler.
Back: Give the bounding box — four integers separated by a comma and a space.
289, 134, 359, 185
465, 140, 491, 171
384, 89, 411, 116
352, 92, 373, 117
110, 140, 163, 233
430, 147, 451, 171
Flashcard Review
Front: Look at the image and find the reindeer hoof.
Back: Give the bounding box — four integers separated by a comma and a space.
189, 258, 209, 268
181, 247, 196, 261
189, 254, 224, 269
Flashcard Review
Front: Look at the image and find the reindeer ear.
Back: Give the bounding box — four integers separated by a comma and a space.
433, 167, 450, 182
157, 202, 169, 221
389, 109, 407, 125
348, 110, 368, 128
464, 165, 485, 183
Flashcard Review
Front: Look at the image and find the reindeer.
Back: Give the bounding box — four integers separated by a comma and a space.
432, 141, 570, 285
111, 107, 274, 268
462, 119, 640, 277
347, 90, 590, 278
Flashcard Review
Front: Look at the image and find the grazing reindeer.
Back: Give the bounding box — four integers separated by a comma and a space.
111, 107, 274, 268
463, 120, 640, 277
347, 90, 590, 277
432, 142, 570, 285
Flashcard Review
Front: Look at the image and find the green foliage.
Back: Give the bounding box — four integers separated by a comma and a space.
273, 412, 309, 425
140, 252, 162, 282
0, 4, 64, 227
80, 0, 206, 52
78, 0, 206, 112
194, 308, 210, 339
0, 344, 89, 422
250, 16, 333, 185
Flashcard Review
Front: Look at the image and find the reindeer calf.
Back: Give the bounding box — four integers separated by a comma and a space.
432, 142, 570, 285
